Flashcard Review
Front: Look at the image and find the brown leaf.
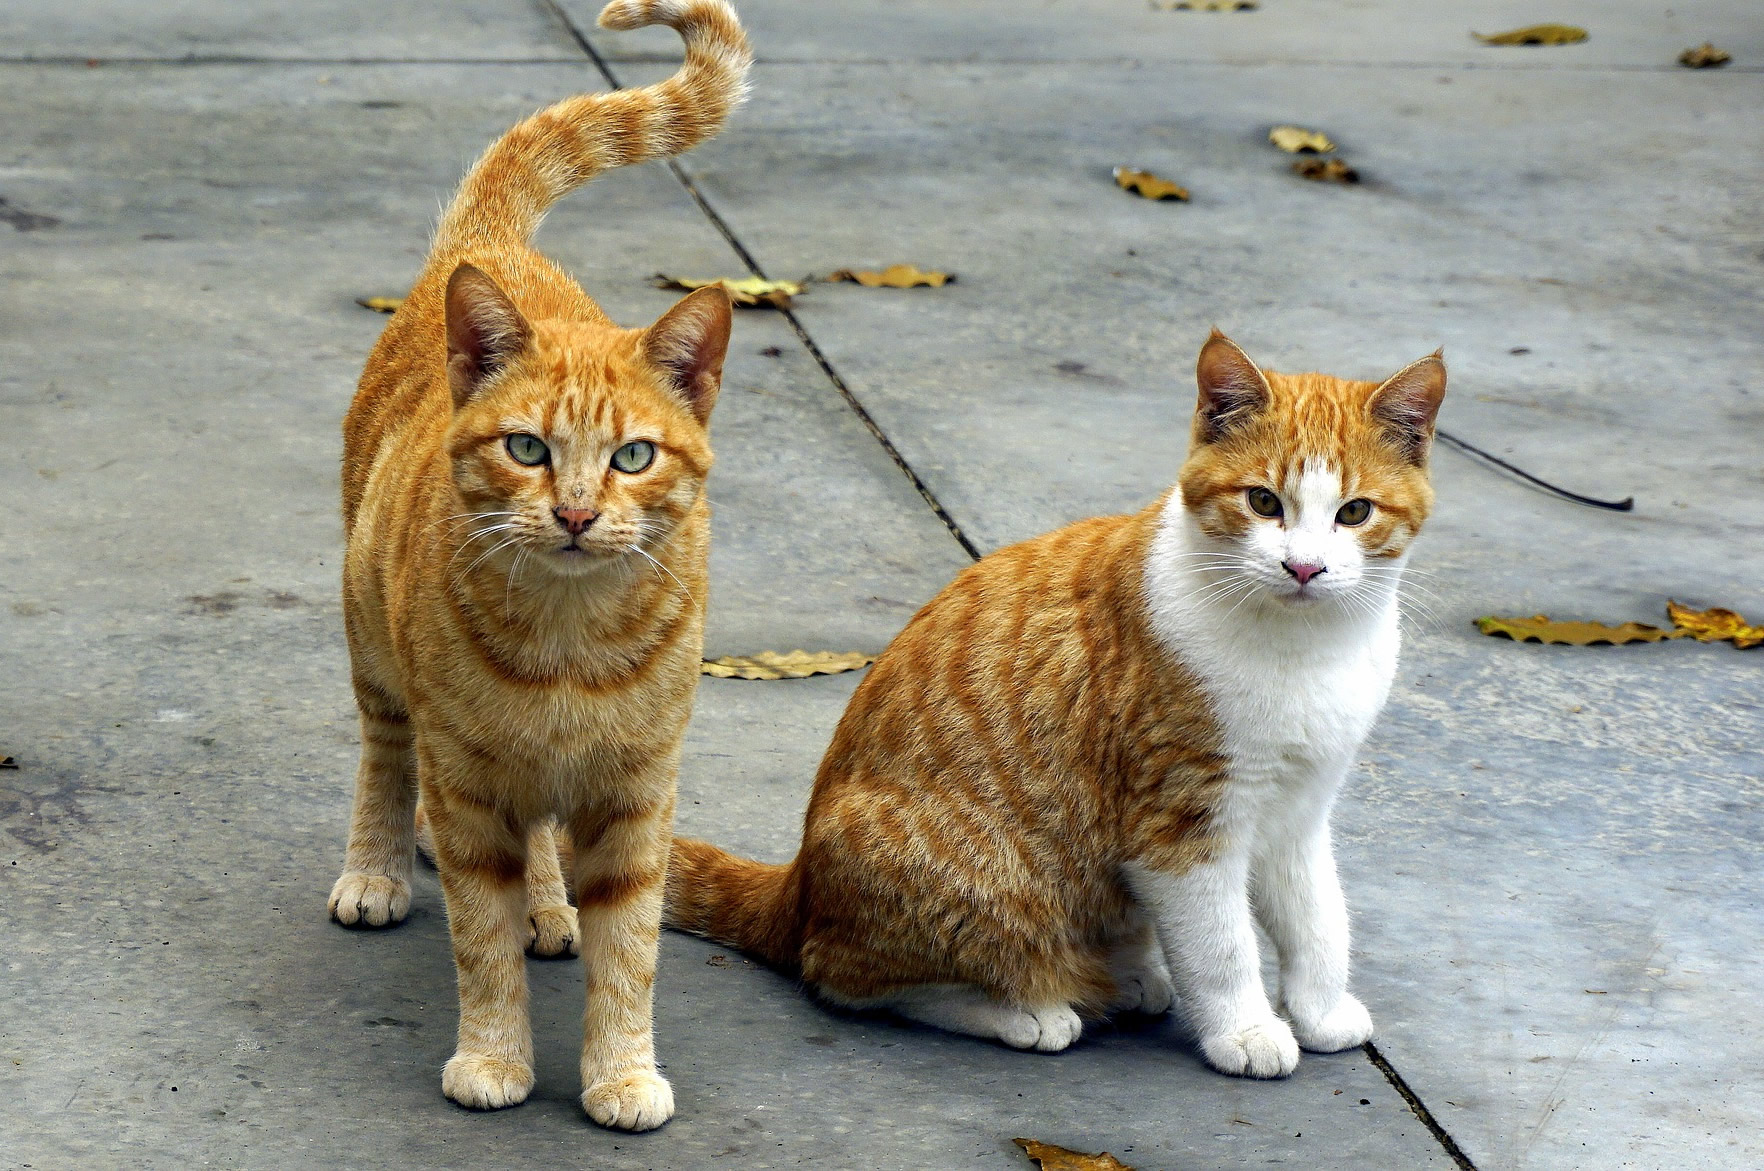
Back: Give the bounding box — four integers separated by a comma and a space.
1013, 1138, 1136, 1171
1269, 125, 1335, 153
1678, 43, 1731, 68
651, 274, 802, 309
825, 264, 954, 288
1113, 166, 1190, 201
1475, 615, 1686, 646
0, 755, 17, 771
1666, 600, 1764, 649
1474, 24, 1588, 46
356, 295, 404, 313
701, 650, 875, 680
1293, 158, 1359, 184
1150, 1, 1257, 10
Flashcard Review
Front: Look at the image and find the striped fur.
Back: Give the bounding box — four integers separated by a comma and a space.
668, 332, 1445, 1072
326, 0, 751, 1132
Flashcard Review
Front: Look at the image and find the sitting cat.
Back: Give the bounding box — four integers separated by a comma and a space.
665, 331, 1444, 1076
325, 0, 750, 1130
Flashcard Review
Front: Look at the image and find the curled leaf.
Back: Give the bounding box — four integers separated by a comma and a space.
1113, 166, 1190, 201
1269, 125, 1335, 154
1475, 615, 1684, 646
651, 274, 802, 309
826, 264, 954, 288
1678, 43, 1731, 68
356, 295, 404, 313
1474, 24, 1588, 46
701, 650, 875, 680
1014, 1138, 1136, 1171
1293, 157, 1359, 184
1666, 600, 1763, 648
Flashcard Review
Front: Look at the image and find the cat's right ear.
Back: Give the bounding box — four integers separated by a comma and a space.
1194, 329, 1271, 442
445, 263, 531, 409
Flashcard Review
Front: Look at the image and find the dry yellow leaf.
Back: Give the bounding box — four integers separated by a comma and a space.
1269, 125, 1335, 154
1666, 600, 1764, 648
701, 650, 875, 680
1475, 615, 1685, 646
1474, 24, 1588, 46
1678, 43, 1731, 68
1113, 166, 1190, 201
651, 274, 802, 309
356, 295, 403, 313
1013, 1138, 1136, 1171
1151, 1, 1257, 10
1293, 157, 1360, 184
826, 264, 954, 288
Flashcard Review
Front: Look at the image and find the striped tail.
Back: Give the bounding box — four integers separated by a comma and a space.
436, 0, 751, 249
664, 837, 803, 972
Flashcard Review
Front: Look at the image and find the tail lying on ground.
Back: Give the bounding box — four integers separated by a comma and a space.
436, 0, 752, 249
664, 837, 803, 971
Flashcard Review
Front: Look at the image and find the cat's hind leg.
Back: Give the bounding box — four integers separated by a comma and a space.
1107, 915, 1175, 1016
839, 986, 1083, 1053
328, 678, 417, 928
525, 818, 577, 959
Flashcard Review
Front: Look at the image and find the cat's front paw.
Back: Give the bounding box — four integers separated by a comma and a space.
527, 903, 579, 958
583, 1070, 674, 1131
328, 871, 411, 928
1200, 1016, 1300, 1078
442, 1053, 534, 1110
1289, 994, 1373, 1053
998, 1004, 1083, 1052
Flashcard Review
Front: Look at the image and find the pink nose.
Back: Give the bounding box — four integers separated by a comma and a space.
1283, 560, 1326, 585
554, 506, 597, 536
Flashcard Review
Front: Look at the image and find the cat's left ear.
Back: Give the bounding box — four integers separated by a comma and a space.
1368, 349, 1447, 462
642, 285, 732, 424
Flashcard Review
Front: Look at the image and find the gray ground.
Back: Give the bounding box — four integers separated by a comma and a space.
3, 1, 1760, 1167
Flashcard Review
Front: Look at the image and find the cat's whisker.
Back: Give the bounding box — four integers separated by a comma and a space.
632, 546, 694, 605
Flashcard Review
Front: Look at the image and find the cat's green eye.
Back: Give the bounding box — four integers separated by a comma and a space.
1336, 498, 1373, 526
611, 440, 656, 474
1246, 487, 1284, 518
506, 433, 549, 466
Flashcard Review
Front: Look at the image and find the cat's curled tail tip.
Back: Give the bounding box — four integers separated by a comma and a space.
597, 0, 730, 32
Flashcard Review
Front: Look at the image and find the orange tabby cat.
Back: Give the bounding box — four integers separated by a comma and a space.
325, 0, 751, 1131
667, 333, 1445, 1077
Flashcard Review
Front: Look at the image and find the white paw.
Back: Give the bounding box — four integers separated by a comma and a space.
998, 1004, 1083, 1053
1111, 968, 1176, 1016
526, 903, 579, 958
583, 1070, 674, 1131
1289, 994, 1373, 1053
1200, 1016, 1300, 1078
442, 1053, 533, 1110
328, 871, 410, 927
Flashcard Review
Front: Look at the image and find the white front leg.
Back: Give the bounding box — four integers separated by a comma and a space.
1125, 854, 1299, 1078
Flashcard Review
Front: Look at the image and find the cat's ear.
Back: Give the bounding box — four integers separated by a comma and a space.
445, 263, 531, 409
1368, 349, 1447, 462
642, 285, 732, 424
1194, 329, 1272, 442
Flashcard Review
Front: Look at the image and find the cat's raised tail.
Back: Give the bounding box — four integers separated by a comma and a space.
436, 0, 752, 250
665, 838, 803, 971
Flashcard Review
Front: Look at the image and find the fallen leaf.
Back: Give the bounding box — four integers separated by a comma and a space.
1666, 600, 1764, 649
1112, 166, 1190, 202
1678, 43, 1731, 68
701, 650, 875, 680
1269, 125, 1335, 153
1150, 0, 1257, 10
1475, 615, 1685, 646
1014, 1138, 1136, 1171
0, 755, 17, 770
825, 264, 954, 288
1293, 158, 1359, 184
651, 274, 802, 309
356, 295, 403, 313
1474, 24, 1588, 46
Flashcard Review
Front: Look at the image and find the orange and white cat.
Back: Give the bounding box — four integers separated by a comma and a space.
325, 0, 750, 1130
667, 332, 1445, 1077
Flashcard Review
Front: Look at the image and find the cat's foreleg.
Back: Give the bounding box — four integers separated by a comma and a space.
1125, 854, 1300, 1078
569, 786, 676, 1132
327, 683, 417, 928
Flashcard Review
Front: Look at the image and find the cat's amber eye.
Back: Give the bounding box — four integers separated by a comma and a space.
1246, 487, 1284, 518
610, 440, 656, 474
505, 433, 549, 466
1336, 498, 1373, 526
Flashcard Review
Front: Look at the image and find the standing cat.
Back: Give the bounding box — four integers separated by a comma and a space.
325, 0, 751, 1130
666, 331, 1444, 1076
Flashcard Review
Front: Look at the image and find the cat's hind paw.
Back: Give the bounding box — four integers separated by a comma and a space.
999, 1004, 1083, 1053
442, 1053, 534, 1110
583, 1070, 674, 1132
527, 903, 579, 959
1289, 994, 1373, 1053
327, 871, 411, 928
1200, 1016, 1300, 1078
1110, 967, 1176, 1016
